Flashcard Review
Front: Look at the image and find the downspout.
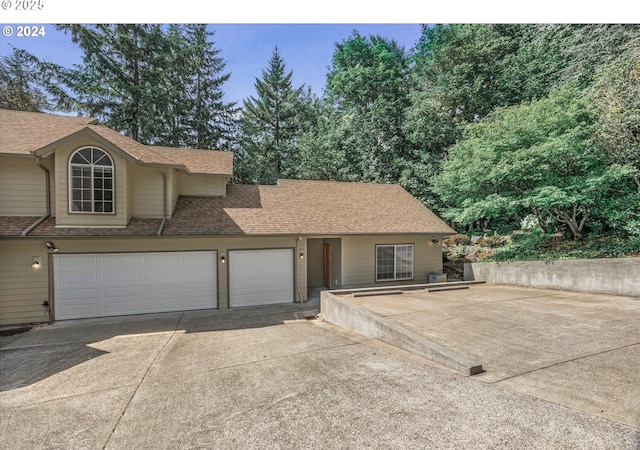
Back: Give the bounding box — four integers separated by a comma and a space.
22, 157, 50, 236
157, 169, 168, 236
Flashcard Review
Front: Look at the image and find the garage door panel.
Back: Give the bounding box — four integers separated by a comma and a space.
229, 249, 293, 308
103, 300, 140, 315
57, 255, 100, 270
58, 272, 98, 285
59, 303, 99, 319
102, 286, 140, 299
142, 253, 180, 267
142, 269, 179, 283
102, 254, 139, 269
102, 271, 139, 284
54, 251, 217, 320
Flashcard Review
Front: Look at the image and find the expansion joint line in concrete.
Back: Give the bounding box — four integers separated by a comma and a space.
101, 313, 185, 449
493, 341, 640, 385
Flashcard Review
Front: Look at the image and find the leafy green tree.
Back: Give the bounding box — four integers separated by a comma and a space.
432, 89, 630, 239
540, 24, 640, 90
589, 46, 640, 236
236, 47, 313, 184
0, 48, 51, 112
411, 24, 560, 125
320, 31, 411, 184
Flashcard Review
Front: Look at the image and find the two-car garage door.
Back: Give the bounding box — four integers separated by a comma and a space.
54, 251, 218, 320
53, 248, 294, 320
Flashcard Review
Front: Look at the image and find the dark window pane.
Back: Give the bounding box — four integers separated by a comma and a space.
82, 201, 91, 211
104, 202, 113, 213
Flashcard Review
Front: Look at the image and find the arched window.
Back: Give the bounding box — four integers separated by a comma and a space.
69, 147, 114, 213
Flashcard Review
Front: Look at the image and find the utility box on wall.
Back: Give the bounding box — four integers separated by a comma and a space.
428, 272, 447, 283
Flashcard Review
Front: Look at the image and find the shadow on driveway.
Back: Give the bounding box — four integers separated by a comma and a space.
0, 300, 319, 392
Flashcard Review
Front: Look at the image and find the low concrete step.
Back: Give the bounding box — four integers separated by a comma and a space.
426, 286, 470, 293
352, 290, 403, 298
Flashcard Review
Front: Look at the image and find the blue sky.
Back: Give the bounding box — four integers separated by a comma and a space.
0, 24, 424, 105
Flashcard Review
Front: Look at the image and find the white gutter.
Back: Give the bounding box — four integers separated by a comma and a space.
22, 157, 50, 236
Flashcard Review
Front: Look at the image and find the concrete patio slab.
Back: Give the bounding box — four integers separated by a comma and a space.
328, 284, 640, 428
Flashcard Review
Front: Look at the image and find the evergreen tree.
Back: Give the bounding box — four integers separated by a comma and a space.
0, 48, 51, 112
236, 47, 312, 184
28, 24, 235, 148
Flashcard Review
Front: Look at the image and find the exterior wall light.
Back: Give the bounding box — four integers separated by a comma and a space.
299, 251, 304, 259
431, 239, 440, 244
221, 255, 225, 264
31, 256, 41, 270
45, 241, 59, 252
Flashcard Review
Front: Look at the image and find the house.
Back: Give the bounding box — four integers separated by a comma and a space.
0, 109, 455, 325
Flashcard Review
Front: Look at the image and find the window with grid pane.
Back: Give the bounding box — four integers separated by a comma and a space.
376, 244, 414, 281
69, 147, 114, 213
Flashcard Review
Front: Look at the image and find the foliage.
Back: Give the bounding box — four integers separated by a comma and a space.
477, 235, 508, 248
319, 32, 412, 184
486, 230, 640, 262
590, 45, 640, 192
26, 24, 236, 148
0, 48, 52, 112
235, 47, 315, 184
443, 234, 471, 247
447, 244, 468, 259
432, 88, 630, 240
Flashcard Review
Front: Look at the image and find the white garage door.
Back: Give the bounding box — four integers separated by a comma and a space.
229, 249, 294, 307
54, 251, 217, 320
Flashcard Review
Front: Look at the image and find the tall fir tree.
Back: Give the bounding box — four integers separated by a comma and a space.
28, 24, 235, 148
236, 47, 311, 184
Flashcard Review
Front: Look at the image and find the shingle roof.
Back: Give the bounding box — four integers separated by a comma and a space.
0, 109, 232, 175
162, 180, 455, 236
0, 109, 97, 156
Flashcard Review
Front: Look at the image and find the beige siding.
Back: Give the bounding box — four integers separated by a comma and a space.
0, 235, 304, 324
0, 240, 50, 325
53, 137, 128, 226
129, 164, 165, 218
0, 156, 47, 216
177, 172, 226, 197
325, 238, 342, 289
340, 234, 442, 288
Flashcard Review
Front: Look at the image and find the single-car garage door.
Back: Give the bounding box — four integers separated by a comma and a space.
54, 251, 217, 320
229, 249, 294, 307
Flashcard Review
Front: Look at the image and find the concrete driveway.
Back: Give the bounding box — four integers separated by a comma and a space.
1, 295, 639, 449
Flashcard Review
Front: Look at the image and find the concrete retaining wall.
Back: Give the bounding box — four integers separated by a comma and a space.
320, 291, 483, 376
464, 258, 640, 297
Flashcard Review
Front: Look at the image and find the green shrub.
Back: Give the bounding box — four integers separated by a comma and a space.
477, 234, 508, 248
447, 243, 468, 259
444, 234, 470, 246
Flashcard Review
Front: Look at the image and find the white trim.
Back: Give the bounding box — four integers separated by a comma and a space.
68, 146, 115, 215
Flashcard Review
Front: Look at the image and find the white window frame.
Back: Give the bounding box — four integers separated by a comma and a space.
375, 244, 414, 282
68, 146, 115, 214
